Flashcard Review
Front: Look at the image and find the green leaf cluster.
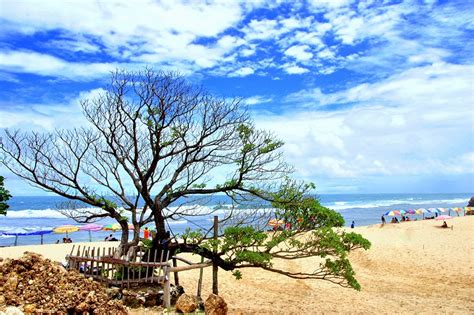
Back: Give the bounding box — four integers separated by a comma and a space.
0, 176, 11, 216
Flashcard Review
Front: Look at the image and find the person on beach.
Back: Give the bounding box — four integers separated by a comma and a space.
351, 221, 355, 228
441, 221, 448, 228
144, 227, 150, 239
381, 215, 386, 225
104, 235, 110, 241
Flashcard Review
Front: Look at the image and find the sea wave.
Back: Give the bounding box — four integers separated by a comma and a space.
326, 197, 468, 210
6, 209, 70, 219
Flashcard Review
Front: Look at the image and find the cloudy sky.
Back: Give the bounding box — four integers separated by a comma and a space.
0, 0, 473, 195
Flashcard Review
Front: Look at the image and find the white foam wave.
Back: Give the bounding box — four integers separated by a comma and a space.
6, 207, 107, 219
168, 220, 187, 225
326, 197, 467, 210
6, 209, 68, 219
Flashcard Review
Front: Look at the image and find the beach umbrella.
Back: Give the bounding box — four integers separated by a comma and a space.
27, 229, 53, 245
80, 223, 103, 242
53, 225, 79, 238
102, 223, 121, 231
268, 218, 284, 228
4, 228, 31, 246
435, 215, 452, 221
384, 210, 400, 216
437, 208, 448, 213
451, 207, 462, 212
405, 209, 416, 215
428, 208, 440, 214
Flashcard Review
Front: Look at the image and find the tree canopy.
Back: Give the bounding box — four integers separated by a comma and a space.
0, 69, 370, 289
0, 176, 11, 215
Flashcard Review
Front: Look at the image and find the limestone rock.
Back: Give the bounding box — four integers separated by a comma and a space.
22, 304, 35, 314
3, 306, 24, 315
0, 252, 127, 314
205, 294, 228, 315
175, 293, 197, 313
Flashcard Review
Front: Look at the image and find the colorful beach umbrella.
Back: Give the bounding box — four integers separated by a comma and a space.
435, 215, 452, 221
53, 225, 79, 238
384, 210, 400, 216
428, 208, 440, 214
80, 223, 103, 242
415, 208, 430, 214
405, 209, 416, 214
451, 207, 462, 212
102, 223, 121, 231
437, 208, 448, 213
268, 218, 284, 227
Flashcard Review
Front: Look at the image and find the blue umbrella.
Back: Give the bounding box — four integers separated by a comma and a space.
4, 228, 53, 246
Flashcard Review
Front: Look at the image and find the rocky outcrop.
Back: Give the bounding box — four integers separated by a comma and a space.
467, 197, 474, 207
205, 294, 228, 315
0, 252, 127, 314
175, 293, 198, 313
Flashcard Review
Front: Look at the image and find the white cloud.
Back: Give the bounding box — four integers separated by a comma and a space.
282, 64, 309, 74
0, 0, 247, 77
254, 62, 474, 179
242, 95, 273, 106
229, 67, 255, 77
284, 45, 313, 61
0, 88, 104, 131
0, 50, 116, 79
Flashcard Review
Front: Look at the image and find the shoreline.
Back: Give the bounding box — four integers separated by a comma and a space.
1, 213, 467, 248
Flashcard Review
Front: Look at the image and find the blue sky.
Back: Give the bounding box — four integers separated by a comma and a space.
0, 0, 473, 195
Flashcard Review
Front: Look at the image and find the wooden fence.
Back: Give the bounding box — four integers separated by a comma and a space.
66, 245, 172, 307
66, 244, 214, 308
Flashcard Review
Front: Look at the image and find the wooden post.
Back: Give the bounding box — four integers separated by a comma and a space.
212, 215, 218, 295
197, 256, 205, 298
164, 270, 171, 309
172, 257, 179, 286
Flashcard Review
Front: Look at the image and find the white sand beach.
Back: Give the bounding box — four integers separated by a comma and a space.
1, 216, 473, 314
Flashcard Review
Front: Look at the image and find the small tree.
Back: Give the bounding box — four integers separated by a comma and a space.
0, 176, 11, 215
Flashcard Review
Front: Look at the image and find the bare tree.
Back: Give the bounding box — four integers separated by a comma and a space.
0, 69, 288, 247
0, 69, 370, 289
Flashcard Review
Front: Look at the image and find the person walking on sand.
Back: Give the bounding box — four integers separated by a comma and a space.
381, 215, 386, 225
351, 221, 355, 228
144, 227, 150, 239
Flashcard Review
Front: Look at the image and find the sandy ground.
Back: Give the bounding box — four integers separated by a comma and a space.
1, 216, 473, 314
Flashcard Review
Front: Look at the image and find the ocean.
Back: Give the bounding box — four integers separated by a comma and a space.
0, 193, 471, 246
